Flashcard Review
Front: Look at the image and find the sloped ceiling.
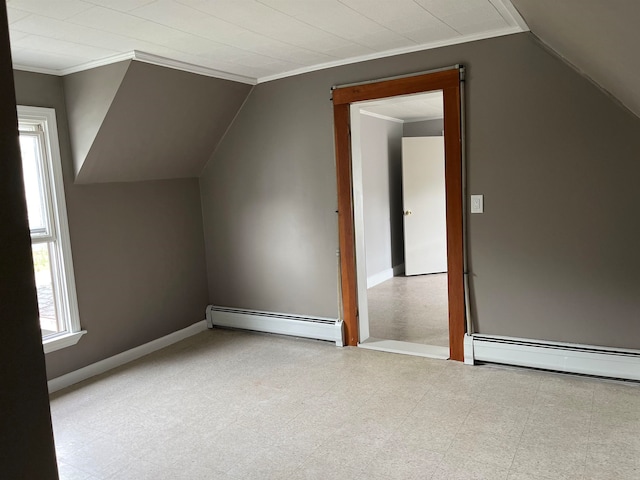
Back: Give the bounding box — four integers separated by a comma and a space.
512, 0, 640, 118
63, 59, 130, 177
65, 60, 252, 183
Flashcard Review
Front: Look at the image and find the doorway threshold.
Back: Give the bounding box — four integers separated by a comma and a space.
358, 337, 449, 360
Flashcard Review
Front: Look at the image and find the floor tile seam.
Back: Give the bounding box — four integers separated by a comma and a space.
432, 399, 478, 472
132, 435, 209, 467
233, 446, 309, 475
54, 426, 107, 447
109, 433, 164, 460
436, 453, 510, 479
313, 379, 352, 400
395, 388, 432, 431
347, 439, 391, 479
506, 375, 543, 473
504, 465, 557, 480
60, 454, 126, 480
302, 441, 385, 479
285, 401, 325, 428
583, 384, 597, 468
271, 406, 310, 428
56, 459, 96, 479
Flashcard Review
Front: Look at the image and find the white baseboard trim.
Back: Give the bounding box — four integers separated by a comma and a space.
470, 334, 640, 381
47, 320, 208, 394
367, 263, 405, 289
464, 334, 474, 365
206, 305, 344, 347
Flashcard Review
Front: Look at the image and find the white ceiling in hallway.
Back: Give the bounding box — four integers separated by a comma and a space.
6, 0, 527, 83
359, 90, 444, 122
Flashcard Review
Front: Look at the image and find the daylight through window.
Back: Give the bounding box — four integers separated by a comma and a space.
18, 106, 84, 353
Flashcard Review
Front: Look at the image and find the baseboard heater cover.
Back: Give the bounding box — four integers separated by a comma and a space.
206, 305, 344, 347
471, 334, 640, 381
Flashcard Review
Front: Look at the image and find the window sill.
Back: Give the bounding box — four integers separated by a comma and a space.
43, 330, 87, 354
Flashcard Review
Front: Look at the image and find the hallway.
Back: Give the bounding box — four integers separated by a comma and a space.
367, 273, 449, 348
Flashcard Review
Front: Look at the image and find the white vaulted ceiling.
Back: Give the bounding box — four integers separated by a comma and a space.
6, 0, 527, 83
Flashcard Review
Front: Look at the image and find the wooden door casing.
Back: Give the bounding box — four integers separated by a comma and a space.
332, 67, 465, 361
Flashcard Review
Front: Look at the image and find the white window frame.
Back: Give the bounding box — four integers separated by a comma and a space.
18, 105, 85, 353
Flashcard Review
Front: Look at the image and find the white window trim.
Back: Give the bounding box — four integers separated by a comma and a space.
18, 105, 86, 353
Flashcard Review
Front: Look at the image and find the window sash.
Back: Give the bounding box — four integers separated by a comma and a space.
18, 129, 55, 241
17, 105, 84, 352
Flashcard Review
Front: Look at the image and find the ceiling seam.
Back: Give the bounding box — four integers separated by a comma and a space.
196, 84, 257, 180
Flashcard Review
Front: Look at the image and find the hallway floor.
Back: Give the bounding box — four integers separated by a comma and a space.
51, 329, 640, 479
367, 273, 449, 347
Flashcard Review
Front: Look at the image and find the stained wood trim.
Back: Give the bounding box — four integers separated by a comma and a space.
332, 69, 460, 106
443, 85, 465, 361
333, 103, 359, 346
332, 67, 466, 361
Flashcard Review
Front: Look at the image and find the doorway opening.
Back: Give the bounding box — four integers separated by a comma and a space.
353, 91, 449, 358
332, 67, 465, 361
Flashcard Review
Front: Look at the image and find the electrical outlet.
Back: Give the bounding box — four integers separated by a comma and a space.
471, 195, 484, 214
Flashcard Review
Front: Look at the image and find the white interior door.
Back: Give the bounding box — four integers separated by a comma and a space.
402, 137, 447, 276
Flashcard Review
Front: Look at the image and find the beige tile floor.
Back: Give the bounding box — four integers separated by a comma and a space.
51, 329, 640, 480
368, 273, 449, 347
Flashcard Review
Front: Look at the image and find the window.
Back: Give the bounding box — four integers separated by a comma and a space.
18, 106, 84, 353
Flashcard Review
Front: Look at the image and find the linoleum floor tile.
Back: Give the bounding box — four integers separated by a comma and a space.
367, 273, 449, 347
49, 329, 640, 480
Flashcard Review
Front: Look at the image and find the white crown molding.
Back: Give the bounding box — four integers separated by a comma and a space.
129, 51, 256, 85
256, 26, 525, 84
361, 110, 445, 124
13, 64, 64, 76
490, 0, 530, 31
14, 50, 257, 85
13, 23, 526, 85
359, 109, 404, 124
13, 52, 135, 77
58, 51, 136, 75
404, 115, 445, 123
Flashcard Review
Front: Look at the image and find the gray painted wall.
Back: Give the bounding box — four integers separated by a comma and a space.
200, 32, 640, 350
199, 79, 339, 318
14, 70, 209, 379
68, 62, 253, 184
0, 5, 58, 477
360, 113, 404, 278
403, 118, 444, 137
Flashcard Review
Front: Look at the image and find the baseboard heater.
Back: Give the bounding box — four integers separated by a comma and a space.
206, 305, 344, 347
470, 334, 640, 381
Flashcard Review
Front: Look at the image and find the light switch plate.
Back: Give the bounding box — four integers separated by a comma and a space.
471, 195, 484, 213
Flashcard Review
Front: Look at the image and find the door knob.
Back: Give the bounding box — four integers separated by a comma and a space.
404, 210, 412, 216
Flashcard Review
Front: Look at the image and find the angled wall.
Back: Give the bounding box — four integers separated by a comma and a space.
64, 60, 130, 176
14, 70, 210, 380
66, 61, 253, 183
512, 0, 640, 118
200, 32, 640, 350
